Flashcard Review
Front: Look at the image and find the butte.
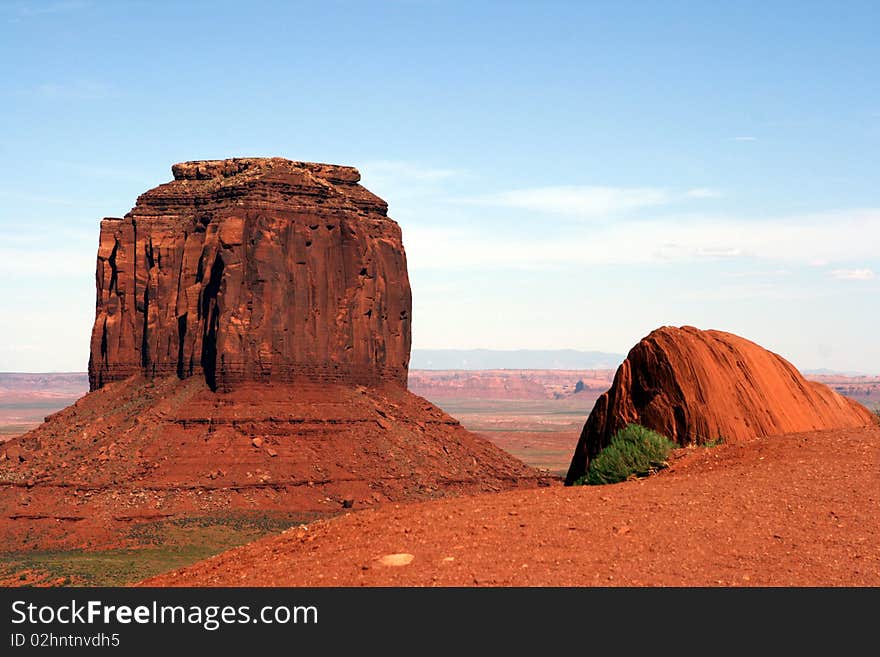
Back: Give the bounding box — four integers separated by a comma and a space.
565, 325, 877, 484
0, 157, 540, 549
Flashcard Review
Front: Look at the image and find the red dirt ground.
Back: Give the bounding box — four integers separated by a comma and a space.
143, 425, 880, 587
425, 397, 591, 475
474, 431, 580, 476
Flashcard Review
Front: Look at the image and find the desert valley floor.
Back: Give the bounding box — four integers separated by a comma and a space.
1, 370, 878, 586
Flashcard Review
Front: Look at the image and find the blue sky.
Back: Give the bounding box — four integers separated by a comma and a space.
1, 1, 878, 373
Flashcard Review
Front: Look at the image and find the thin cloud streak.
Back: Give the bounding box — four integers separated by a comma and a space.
461, 185, 721, 218
686, 188, 722, 199
830, 268, 875, 281
33, 81, 111, 100
16, 1, 88, 18
359, 160, 462, 183
357, 160, 464, 204
357, 162, 720, 219
0, 248, 93, 276
463, 186, 678, 217
404, 209, 880, 270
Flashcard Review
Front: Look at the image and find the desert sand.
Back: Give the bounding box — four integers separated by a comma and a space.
144, 425, 880, 587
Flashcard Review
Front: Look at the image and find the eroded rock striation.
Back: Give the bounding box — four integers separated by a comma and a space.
565, 326, 876, 484
89, 158, 410, 391
0, 158, 541, 550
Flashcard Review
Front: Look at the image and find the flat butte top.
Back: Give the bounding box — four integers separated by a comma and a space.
123, 157, 389, 218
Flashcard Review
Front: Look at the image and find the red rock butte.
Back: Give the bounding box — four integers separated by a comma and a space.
0, 158, 540, 550
89, 157, 410, 391
565, 325, 876, 484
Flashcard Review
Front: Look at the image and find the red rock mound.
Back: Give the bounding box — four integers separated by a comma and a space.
0, 158, 540, 549
565, 326, 876, 484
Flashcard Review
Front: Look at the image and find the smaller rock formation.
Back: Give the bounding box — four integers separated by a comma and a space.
565, 326, 877, 484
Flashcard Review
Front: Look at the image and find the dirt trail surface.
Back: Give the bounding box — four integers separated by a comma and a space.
144, 425, 880, 586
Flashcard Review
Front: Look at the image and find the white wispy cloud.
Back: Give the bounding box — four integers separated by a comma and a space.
723, 269, 791, 279
357, 160, 463, 205
0, 344, 43, 354
461, 184, 722, 218
830, 268, 875, 281
359, 160, 461, 183
360, 164, 719, 220
0, 247, 94, 276
0, 188, 109, 206
43, 159, 148, 182
685, 188, 722, 199
680, 282, 820, 302
0, 227, 94, 246
33, 80, 111, 100
16, 1, 88, 17
403, 209, 880, 270
464, 186, 681, 217
732, 136, 758, 142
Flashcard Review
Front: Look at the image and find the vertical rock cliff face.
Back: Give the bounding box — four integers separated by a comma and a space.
565, 326, 877, 484
89, 158, 411, 391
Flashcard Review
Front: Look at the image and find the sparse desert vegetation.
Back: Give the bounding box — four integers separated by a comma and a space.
0, 513, 317, 586
573, 424, 676, 485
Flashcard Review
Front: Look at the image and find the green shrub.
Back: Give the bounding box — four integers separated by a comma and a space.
575, 424, 676, 485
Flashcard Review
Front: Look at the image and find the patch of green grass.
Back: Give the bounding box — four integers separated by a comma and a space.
574, 424, 676, 486
0, 546, 225, 587
122, 511, 317, 547
698, 435, 725, 448
0, 511, 325, 587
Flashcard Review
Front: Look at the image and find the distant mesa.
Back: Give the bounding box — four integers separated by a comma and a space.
565, 325, 877, 485
407, 368, 614, 401
0, 158, 540, 550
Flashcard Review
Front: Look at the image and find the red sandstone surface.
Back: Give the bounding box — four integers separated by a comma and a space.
90, 158, 410, 391
143, 425, 880, 586
0, 159, 542, 551
566, 326, 876, 484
